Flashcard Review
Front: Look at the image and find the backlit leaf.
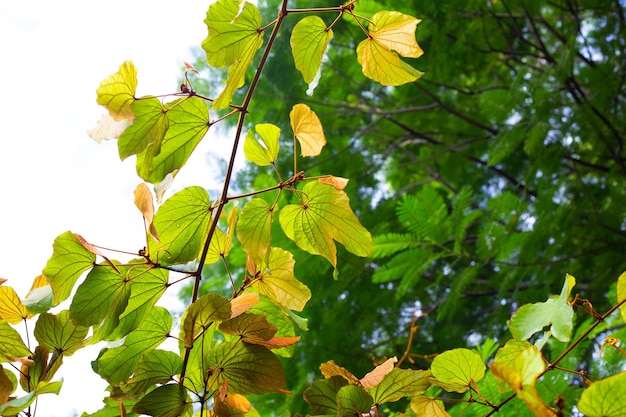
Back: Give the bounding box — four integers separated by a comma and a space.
279, 181, 372, 269
617, 271, 626, 324
578, 371, 626, 417
96, 60, 137, 121
206, 341, 286, 395
119, 98, 169, 161
19, 345, 49, 392
249, 296, 299, 358
290, 104, 326, 157
96, 306, 171, 385
368, 11, 423, 58
0, 366, 15, 404
237, 198, 273, 262
34, 311, 88, 356
290, 16, 333, 84
360, 357, 397, 389
150, 186, 211, 265
337, 385, 373, 417
410, 396, 451, 417
0, 380, 62, 416
22, 275, 53, 315
183, 292, 231, 347
320, 360, 360, 384
132, 383, 191, 417
319, 175, 349, 191
509, 274, 575, 342
244, 124, 280, 166
430, 348, 485, 393
43, 231, 96, 306
0, 286, 31, 323
120, 349, 182, 396
0, 320, 31, 362
134, 183, 159, 242
230, 292, 259, 318
367, 368, 431, 404
251, 248, 311, 312
219, 312, 277, 342
88, 113, 131, 142
304, 375, 348, 415
136, 97, 209, 183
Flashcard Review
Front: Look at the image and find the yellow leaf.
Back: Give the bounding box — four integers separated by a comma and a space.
369, 11, 423, 58
222, 393, 251, 413
0, 286, 31, 323
319, 175, 349, 191
230, 292, 260, 318
357, 38, 423, 86
96, 60, 138, 121
290, 104, 326, 157
134, 183, 159, 243
410, 396, 451, 417
617, 271, 626, 324
320, 360, 360, 384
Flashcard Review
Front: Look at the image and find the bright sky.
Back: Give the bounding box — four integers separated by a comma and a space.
0, 0, 234, 415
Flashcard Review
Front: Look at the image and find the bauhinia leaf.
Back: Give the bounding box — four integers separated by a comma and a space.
367, 368, 431, 404
134, 183, 159, 242
132, 383, 192, 417
430, 348, 486, 393
206, 340, 286, 395
34, 310, 89, 356
237, 198, 273, 262
42, 231, 96, 306
304, 375, 348, 415
577, 371, 626, 417
219, 312, 277, 343
336, 385, 373, 417
120, 349, 182, 396
0, 366, 15, 404
617, 271, 626, 324
244, 124, 280, 166
319, 175, 349, 191
0, 380, 62, 416
410, 396, 451, 417
251, 247, 311, 312
360, 357, 397, 389
320, 360, 360, 385
249, 295, 299, 358
183, 293, 231, 347
509, 274, 575, 342
0, 286, 32, 324
96, 60, 137, 121
0, 320, 31, 363
88, 113, 131, 143
356, 11, 424, 86
290, 104, 326, 157
290, 16, 334, 84
22, 275, 53, 315
230, 292, 260, 318
279, 181, 372, 270
119, 98, 169, 161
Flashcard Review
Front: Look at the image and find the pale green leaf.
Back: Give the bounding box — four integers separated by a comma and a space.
96, 60, 137, 121
367, 368, 431, 404
132, 383, 192, 417
578, 371, 626, 417
42, 231, 96, 306
290, 16, 333, 84
120, 350, 182, 396
137, 97, 209, 184
34, 311, 89, 356
279, 181, 372, 269
150, 186, 211, 265
206, 341, 286, 395
430, 348, 485, 393
118, 97, 169, 160
0, 320, 31, 362
183, 292, 231, 347
617, 271, 626, 324
237, 198, 273, 262
0, 286, 31, 324
244, 124, 280, 166
336, 385, 373, 417
368, 11, 423, 58
22, 275, 53, 315
0, 380, 62, 416
303, 375, 348, 415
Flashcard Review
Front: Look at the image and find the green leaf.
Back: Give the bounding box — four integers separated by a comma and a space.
0, 380, 62, 416
96, 60, 137, 121
367, 369, 431, 404
69, 262, 131, 327
182, 292, 231, 347
43, 231, 96, 306
206, 341, 286, 395
430, 348, 486, 393
251, 248, 311, 312
304, 375, 348, 415
279, 181, 372, 269
19, 346, 50, 392
132, 383, 191, 417
617, 271, 626, 324
150, 186, 211, 265
244, 124, 280, 166
249, 295, 298, 358
0, 286, 31, 324
0, 319, 31, 362
96, 306, 171, 385
237, 198, 273, 262
137, 97, 209, 183
118, 97, 169, 160
578, 371, 626, 417
34, 311, 89, 356
290, 16, 333, 84
509, 274, 575, 342
120, 350, 182, 396
336, 385, 373, 417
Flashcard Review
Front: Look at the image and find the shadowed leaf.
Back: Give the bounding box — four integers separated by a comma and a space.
132, 383, 191, 417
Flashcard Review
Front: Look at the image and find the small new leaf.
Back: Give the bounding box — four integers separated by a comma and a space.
134, 183, 159, 242
96, 60, 137, 121
244, 124, 281, 166
290, 16, 334, 84
290, 104, 326, 157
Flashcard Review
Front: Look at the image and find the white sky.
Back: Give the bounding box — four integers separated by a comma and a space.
0, 1, 240, 415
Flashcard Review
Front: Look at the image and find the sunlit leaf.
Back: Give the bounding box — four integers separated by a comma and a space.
219, 312, 277, 343
0, 380, 62, 416
360, 357, 397, 389
290, 104, 326, 157
368, 11, 423, 58
509, 274, 575, 342
430, 348, 485, 393
237, 198, 273, 263
319, 360, 360, 384
22, 280, 53, 315
137, 97, 209, 184
492, 339, 532, 393
279, 181, 372, 269
0, 286, 31, 324
410, 396, 451, 417
244, 124, 280, 166
230, 292, 259, 318
96, 60, 137, 121
290, 16, 333, 84
19, 346, 49, 392
88, 113, 131, 143
43, 231, 96, 306
222, 393, 251, 413
0, 320, 31, 363
206, 341, 286, 395
337, 385, 373, 417
34, 311, 88, 356
150, 186, 211, 265
617, 271, 626, 324
578, 371, 626, 417
249, 296, 299, 358
119, 98, 169, 162
132, 383, 192, 417
134, 183, 159, 242
206, 208, 237, 263
304, 375, 348, 415
367, 368, 431, 404
251, 248, 311, 312
319, 175, 349, 191
120, 350, 182, 396
96, 307, 171, 385
183, 292, 231, 347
